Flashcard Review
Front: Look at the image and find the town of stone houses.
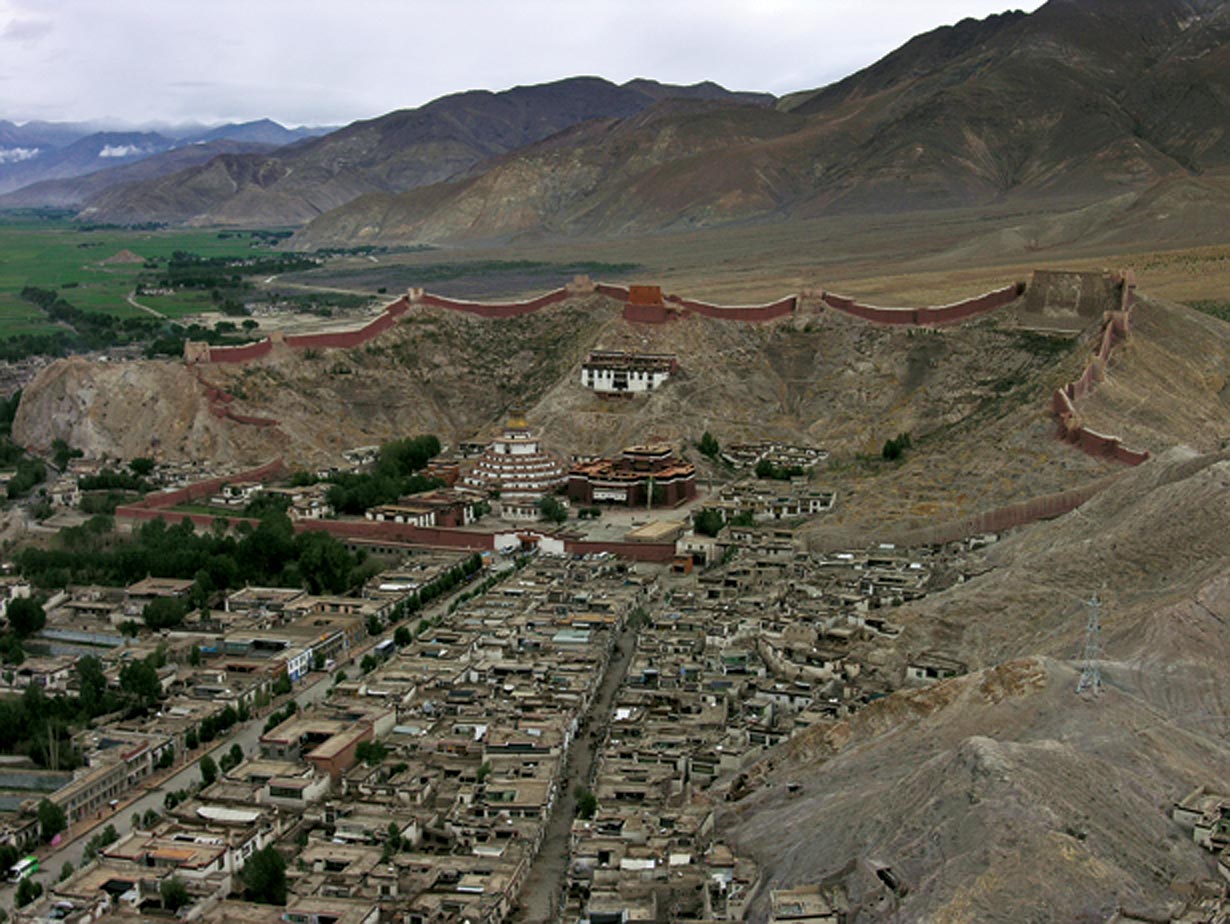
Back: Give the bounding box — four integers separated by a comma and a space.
0, 388, 990, 924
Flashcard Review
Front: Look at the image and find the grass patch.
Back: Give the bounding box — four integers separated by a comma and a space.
1188, 299, 1230, 322
1007, 330, 1075, 357
0, 217, 302, 335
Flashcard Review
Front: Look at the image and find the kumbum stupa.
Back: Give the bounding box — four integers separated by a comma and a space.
462, 415, 567, 520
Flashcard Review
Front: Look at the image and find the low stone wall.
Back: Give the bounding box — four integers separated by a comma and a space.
195, 371, 280, 429
115, 481, 676, 561
884, 476, 1123, 547
126, 458, 288, 510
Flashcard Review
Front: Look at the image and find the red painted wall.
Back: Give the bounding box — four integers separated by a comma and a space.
819, 283, 1023, 326
665, 295, 797, 322
206, 339, 274, 364
622, 303, 674, 324
1049, 276, 1149, 466
133, 459, 288, 510
418, 289, 569, 318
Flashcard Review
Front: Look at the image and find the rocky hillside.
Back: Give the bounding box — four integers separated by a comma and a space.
11, 287, 1080, 467
724, 444, 1230, 921
291, 0, 1230, 247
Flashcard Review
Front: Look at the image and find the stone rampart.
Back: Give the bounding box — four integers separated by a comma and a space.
818, 282, 1025, 326
1050, 273, 1149, 466
416, 288, 570, 318
200, 338, 275, 364
665, 294, 797, 322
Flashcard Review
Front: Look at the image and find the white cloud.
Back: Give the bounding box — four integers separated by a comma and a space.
98, 144, 144, 158
0, 146, 40, 163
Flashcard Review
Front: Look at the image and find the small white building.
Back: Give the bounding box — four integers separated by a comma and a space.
580, 351, 677, 394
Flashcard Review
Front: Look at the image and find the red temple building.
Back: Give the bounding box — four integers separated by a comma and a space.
567, 445, 696, 508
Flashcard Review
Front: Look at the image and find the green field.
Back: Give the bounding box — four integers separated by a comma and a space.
0, 213, 293, 338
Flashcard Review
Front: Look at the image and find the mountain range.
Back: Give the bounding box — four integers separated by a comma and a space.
6, 0, 1230, 246
0, 119, 333, 200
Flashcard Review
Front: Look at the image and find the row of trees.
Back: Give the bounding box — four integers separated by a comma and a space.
17, 509, 377, 599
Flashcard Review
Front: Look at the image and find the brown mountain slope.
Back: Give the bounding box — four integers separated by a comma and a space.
292, 0, 1230, 248
726, 444, 1230, 921
0, 139, 276, 209
77, 79, 771, 227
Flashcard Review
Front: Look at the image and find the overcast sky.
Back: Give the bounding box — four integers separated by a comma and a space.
0, 0, 1044, 128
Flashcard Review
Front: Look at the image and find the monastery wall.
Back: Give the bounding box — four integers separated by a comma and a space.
665, 294, 797, 322
417, 288, 570, 318
818, 282, 1025, 326
122, 458, 288, 512
1050, 272, 1149, 466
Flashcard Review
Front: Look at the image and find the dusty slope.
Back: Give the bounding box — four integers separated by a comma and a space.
727, 658, 1228, 923
796, 293, 1230, 542
725, 451, 1230, 922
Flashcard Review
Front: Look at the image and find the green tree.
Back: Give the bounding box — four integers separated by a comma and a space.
355, 740, 388, 766
698, 431, 720, 458
538, 495, 567, 524
120, 659, 162, 707
294, 530, 354, 594
6, 597, 46, 638
15, 876, 42, 908
160, 876, 191, 912
199, 754, 217, 787
128, 457, 156, 477
393, 626, 411, 647
0, 633, 25, 665
271, 673, 292, 696
360, 654, 377, 674
50, 438, 81, 470
37, 797, 67, 842
75, 654, 109, 717
241, 846, 287, 905
882, 431, 912, 461
694, 508, 725, 537
142, 597, 186, 631
58, 861, 75, 882
575, 786, 598, 820
185, 728, 198, 750
188, 645, 202, 667
386, 821, 402, 852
